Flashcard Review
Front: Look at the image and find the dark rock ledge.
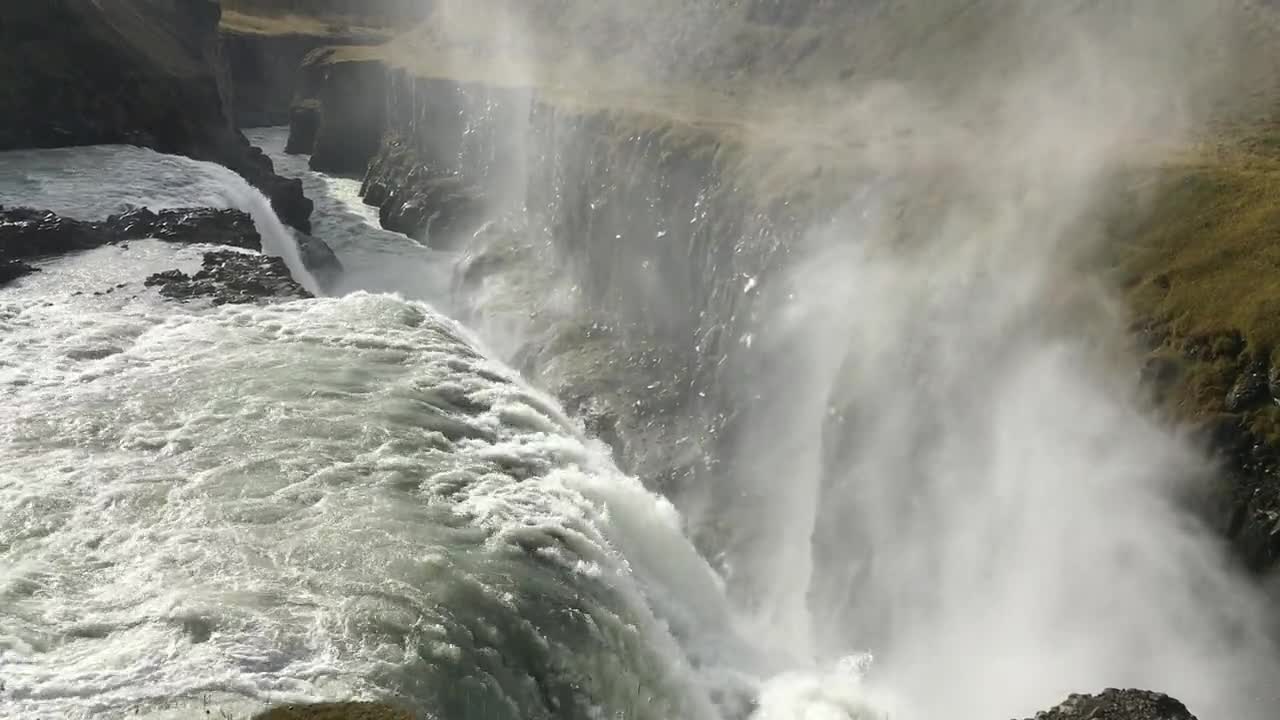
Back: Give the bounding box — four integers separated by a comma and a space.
144, 251, 309, 304
0, 205, 310, 304
1016, 689, 1197, 720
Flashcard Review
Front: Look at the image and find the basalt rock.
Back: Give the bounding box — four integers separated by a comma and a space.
1018, 689, 1196, 720
0, 0, 313, 232
0, 206, 262, 266
0, 205, 341, 294
145, 250, 311, 304
0, 207, 105, 260
104, 207, 263, 250
0, 259, 38, 286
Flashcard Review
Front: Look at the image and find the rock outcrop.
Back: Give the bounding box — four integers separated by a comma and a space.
1019, 689, 1197, 720
1, 205, 340, 292
1, 205, 318, 304
1, 206, 261, 270
144, 250, 311, 304
0, 0, 313, 232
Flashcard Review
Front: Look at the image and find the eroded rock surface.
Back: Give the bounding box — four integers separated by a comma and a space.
1019, 689, 1197, 720
145, 250, 310, 304
0, 206, 261, 273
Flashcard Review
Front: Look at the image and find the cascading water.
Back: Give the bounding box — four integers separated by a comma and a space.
0, 144, 796, 719
7, 16, 1280, 712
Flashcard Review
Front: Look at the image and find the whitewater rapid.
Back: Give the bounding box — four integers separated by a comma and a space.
6, 128, 1276, 720
0, 138, 889, 720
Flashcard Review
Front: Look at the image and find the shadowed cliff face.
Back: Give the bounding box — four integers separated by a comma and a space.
0, 0, 313, 232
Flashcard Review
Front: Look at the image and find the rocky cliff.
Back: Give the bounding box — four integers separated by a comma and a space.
0, 0, 313, 232
220, 19, 386, 129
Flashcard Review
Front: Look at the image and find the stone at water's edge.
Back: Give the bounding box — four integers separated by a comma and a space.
0, 259, 38, 285
0, 207, 262, 271
144, 250, 311, 304
0, 205, 335, 302
1018, 689, 1197, 720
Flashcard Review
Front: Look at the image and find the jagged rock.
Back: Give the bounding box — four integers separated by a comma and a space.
104, 207, 262, 250
0, 205, 342, 295
1018, 689, 1196, 720
144, 250, 311, 305
359, 137, 487, 248
1, 206, 262, 263
0, 208, 104, 259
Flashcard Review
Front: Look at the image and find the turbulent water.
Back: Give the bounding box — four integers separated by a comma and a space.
1, 128, 1277, 720
0, 136, 868, 720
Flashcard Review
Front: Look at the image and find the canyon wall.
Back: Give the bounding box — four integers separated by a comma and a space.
0, 0, 312, 231
285, 44, 1280, 571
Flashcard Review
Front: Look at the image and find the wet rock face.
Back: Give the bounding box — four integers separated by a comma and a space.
144, 250, 311, 304
0, 260, 38, 285
0, 206, 262, 273
347, 132, 488, 249
1, 205, 342, 294
0, 0, 313, 232
0, 208, 106, 259
106, 207, 263, 250
1019, 689, 1197, 720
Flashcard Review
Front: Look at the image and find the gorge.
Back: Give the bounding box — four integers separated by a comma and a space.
3, 1, 1280, 719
